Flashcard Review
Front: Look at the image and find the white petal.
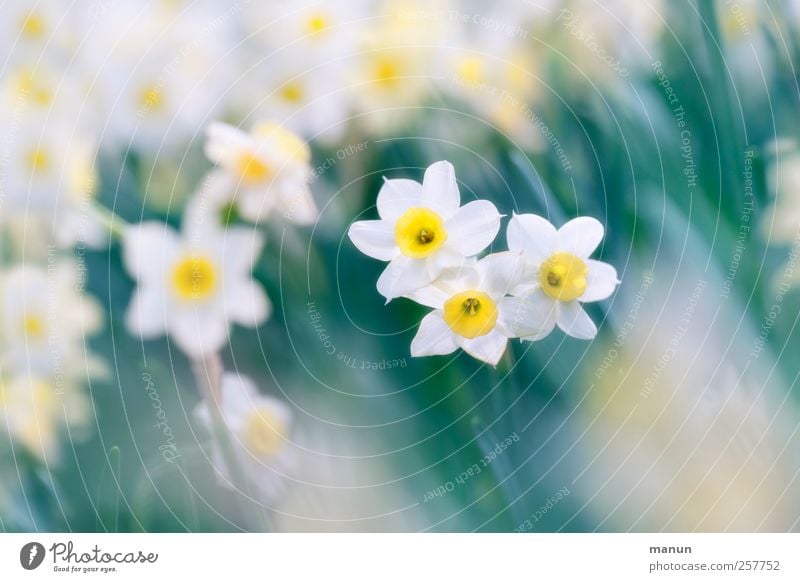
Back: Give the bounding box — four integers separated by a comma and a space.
236, 184, 280, 223
580, 260, 619, 302
220, 373, 292, 425
348, 220, 398, 261
498, 294, 557, 340
125, 287, 167, 339
421, 160, 460, 217
376, 256, 437, 301
556, 301, 597, 340
556, 216, 604, 258
410, 312, 459, 357
376, 178, 423, 221
445, 200, 501, 256
224, 280, 271, 327
404, 282, 451, 309
123, 222, 179, 283
205, 122, 249, 166
278, 184, 318, 225
428, 245, 467, 274
459, 330, 508, 366
476, 251, 525, 297
506, 213, 557, 263
404, 262, 480, 307
219, 372, 260, 418
222, 228, 265, 276
169, 308, 230, 359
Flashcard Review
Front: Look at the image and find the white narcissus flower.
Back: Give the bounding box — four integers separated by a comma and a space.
86, 1, 235, 153
507, 214, 620, 340
246, 61, 350, 145
122, 222, 270, 359
348, 161, 502, 300
0, 371, 92, 462
0, 119, 107, 248
203, 121, 317, 226
0, 262, 106, 378
194, 373, 296, 503
406, 252, 551, 365
243, 0, 367, 58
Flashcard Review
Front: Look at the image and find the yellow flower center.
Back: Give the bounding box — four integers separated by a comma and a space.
539, 252, 588, 301
27, 147, 50, 172
456, 56, 484, 86
14, 70, 54, 106
22, 314, 46, 340
305, 12, 330, 35
279, 81, 304, 103
139, 85, 163, 112
243, 408, 287, 457
171, 255, 217, 301
235, 151, 272, 184
372, 55, 402, 88
443, 290, 498, 339
253, 122, 311, 164
21, 12, 45, 38
394, 207, 447, 258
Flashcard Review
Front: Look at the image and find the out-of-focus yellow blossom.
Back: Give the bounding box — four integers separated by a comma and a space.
194, 373, 297, 503
203, 121, 318, 225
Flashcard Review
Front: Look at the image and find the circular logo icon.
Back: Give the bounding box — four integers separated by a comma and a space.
20, 542, 45, 570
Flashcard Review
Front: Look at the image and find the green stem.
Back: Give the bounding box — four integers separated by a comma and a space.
87, 201, 128, 239
697, 0, 745, 222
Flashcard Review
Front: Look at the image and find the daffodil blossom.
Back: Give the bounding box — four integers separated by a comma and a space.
122, 222, 270, 359
348, 161, 502, 300
0, 262, 106, 377
194, 373, 296, 503
405, 252, 551, 365
0, 120, 107, 248
0, 371, 92, 462
204, 121, 318, 225
507, 214, 619, 340
86, 1, 234, 153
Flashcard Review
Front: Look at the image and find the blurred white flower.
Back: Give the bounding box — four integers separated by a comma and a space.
194, 372, 296, 503
0, 262, 106, 378
441, 6, 546, 150
0, 372, 92, 462
507, 213, 619, 340
243, 0, 367, 58
245, 60, 351, 144
204, 121, 318, 225
556, 0, 664, 83
347, 2, 446, 134
0, 259, 104, 464
85, 1, 234, 153
122, 222, 270, 359
0, 117, 107, 249
348, 160, 502, 300
0, 62, 87, 122
405, 252, 549, 365
0, 0, 83, 61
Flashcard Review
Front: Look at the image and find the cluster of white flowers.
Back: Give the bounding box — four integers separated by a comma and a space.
0, 0, 634, 497
348, 161, 620, 365
0, 0, 662, 257
0, 262, 106, 461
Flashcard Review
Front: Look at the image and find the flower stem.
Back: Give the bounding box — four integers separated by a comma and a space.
87, 201, 128, 239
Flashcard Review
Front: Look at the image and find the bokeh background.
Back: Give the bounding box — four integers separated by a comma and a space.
2, 0, 800, 532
